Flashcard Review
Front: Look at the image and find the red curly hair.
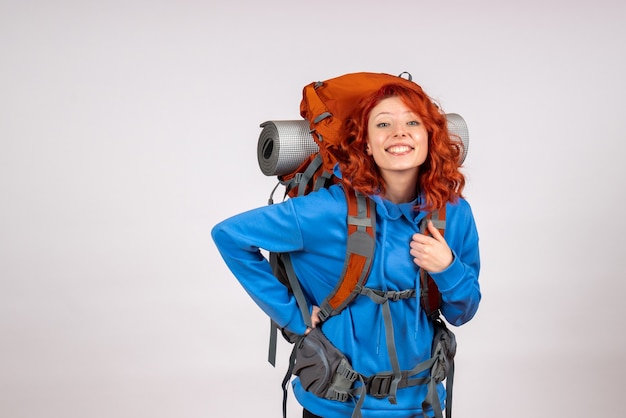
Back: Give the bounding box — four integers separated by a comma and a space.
336, 83, 466, 211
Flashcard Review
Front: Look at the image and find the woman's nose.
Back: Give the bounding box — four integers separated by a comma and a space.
393, 126, 407, 137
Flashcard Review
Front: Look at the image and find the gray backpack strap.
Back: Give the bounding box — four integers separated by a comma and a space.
271, 252, 314, 418
359, 288, 418, 405
281, 333, 306, 418
277, 153, 324, 198
420, 208, 446, 233
296, 153, 323, 196
268, 252, 312, 366
268, 320, 279, 367
421, 342, 453, 418
419, 208, 446, 320
359, 287, 455, 417
282, 253, 313, 329
284, 153, 324, 197
426, 317, 456, 418
419, 207, 455, 418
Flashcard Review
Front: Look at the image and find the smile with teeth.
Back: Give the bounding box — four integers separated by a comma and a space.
386, 145, 413, 155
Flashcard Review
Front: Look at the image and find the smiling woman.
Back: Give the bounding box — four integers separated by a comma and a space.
212, 76, 481, 418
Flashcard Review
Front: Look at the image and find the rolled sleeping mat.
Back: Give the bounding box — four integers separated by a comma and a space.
445, 113, 470, 165
257, 120, 318, 177
257, 114, 469, 177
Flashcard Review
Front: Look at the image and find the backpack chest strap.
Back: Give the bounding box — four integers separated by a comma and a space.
359, 287, 416, 304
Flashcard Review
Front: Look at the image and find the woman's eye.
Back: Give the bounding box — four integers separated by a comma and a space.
408, 120, 420, 126
376, 122, 389, 128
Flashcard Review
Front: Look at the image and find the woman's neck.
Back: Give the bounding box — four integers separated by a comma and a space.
381, 171, 418, 204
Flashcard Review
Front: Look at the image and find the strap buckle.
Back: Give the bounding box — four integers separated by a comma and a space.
367, 374, 393, 398
389, 289, 415, 302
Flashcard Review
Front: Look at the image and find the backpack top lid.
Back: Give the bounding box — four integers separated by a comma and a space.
292, 72, 425, 194
299, 72, 422, 148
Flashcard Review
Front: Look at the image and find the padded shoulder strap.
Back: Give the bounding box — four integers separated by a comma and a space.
318, 189, 376, 321
419, 206, 446, 319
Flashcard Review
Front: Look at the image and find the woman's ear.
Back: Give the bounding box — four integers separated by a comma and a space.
366, 143, 372, 155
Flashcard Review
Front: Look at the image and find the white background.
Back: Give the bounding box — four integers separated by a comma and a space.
1, 1, 625, 417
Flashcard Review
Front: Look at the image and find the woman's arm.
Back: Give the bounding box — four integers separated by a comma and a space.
211, 200, 309, 334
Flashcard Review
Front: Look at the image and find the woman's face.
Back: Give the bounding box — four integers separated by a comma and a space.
366, 96, 428, 181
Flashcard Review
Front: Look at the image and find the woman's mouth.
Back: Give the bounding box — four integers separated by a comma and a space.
386, 145, 413, 155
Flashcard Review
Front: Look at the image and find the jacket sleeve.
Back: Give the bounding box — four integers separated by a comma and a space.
211, 199, 309, 335
429, 199, 481, 326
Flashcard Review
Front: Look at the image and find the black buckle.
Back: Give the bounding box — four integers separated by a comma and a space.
367, 374, 392, 398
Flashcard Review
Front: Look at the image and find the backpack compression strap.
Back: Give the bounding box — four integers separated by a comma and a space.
419, 206, 446, 319
267, 250, 313, 367
318, 189, 376, 322
278, 153, 335, 200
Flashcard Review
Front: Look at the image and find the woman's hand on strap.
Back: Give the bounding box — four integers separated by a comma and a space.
410, 220, 453, 273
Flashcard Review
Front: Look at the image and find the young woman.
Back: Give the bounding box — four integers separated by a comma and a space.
212, 82, 481, 417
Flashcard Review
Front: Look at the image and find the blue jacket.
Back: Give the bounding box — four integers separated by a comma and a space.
211, 184, 481, 417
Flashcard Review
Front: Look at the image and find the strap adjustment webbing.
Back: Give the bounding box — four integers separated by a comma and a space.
358, 286, 419, 405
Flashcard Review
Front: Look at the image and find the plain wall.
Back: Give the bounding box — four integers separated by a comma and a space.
1, 1, 625, 417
